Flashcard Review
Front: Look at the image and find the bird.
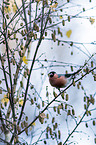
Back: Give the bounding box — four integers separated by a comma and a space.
48, 69, 81, 89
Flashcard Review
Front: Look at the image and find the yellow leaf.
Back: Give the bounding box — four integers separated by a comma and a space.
32, 122, 36, 126
30, 122, 36, 131
89, 17, 95, 24
22, 56, 28, 64
50, 3, 58, 8
78, 115, 81, 118
59, 15, 63, 19
66, 29, 72, 38
12, 4, 17, 13
1, 94, 9, 104
19, 99, 23, 106
4, 6, 11, 13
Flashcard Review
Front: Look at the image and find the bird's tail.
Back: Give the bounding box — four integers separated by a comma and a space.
72, 68, 82, 75
65, 68, 82, 78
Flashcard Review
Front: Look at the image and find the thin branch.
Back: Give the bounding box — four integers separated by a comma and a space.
0, 110, 8, 134
17, 0, 52, 126
63, 92, 96, 145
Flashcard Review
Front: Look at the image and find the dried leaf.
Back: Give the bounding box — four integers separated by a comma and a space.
66, 30, 72, 38
19, 99, 23, 106
12, 4, 17, 13
1, 94, 9, 104
22, 56, 28, 64
89, 17, 95, 24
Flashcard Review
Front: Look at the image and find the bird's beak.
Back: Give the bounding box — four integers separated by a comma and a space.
48, 73, 50, 77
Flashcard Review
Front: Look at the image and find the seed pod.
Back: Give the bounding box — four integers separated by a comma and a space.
90, 95, 95, 105
20, 23, 23, 26
44, 140, 47, 144
46, 126, 50, 132
0, 89, 2, 94
61, 103, 63, 109
62, 20, 65, 26
34, 97, 36, 101
46, 91, 49, 97
17, 125, 21, 133
57, 107, 60, 114
49, 17, 52, 24
46, 133, 48, 139
0, 80, 2, 84
71, 51, 73, 55
58, 105, 63, 109
84, 96, 86, 102
88, 111, 91, 116
91, 61, 93, 67
34, 34, 37, 40
71, 66, 73, 71
53, 106, 56, 112
45, 31, 47, 36
55, 123, 58, 129
58, 27, 60, 34
25, 116, 28, 121
84, 104, 86, 109
52, 33, 56, 42
93, 120, 95, 126
21, 122, 24, 128
58, 40, 60, 45
25, 128, 28, 135
53, 91, 57, 97
52, 117, 55, 123
85, 123, 88, 128
20, 81, 23, 88
81, 86, 84, 90
58, 130, 61, 139
6, 14, 9, 19
54, 132, 57, 138
73, 81, 75, 86
60, 32, 63, 37
58, 142, 62, 145
86, 67, 89, 73
42, 101, 44, 107
67, 110, 71, 115
49, 128, 52, 135
66, 94, 69, 101
86, 111, 89, 116
94, 138, 96, 144
46, 113, 49, 119
68, 16, 70, 22
61, 92, 64, 99
94, 75, 96, 81
28, 10, 30, 15
79, 81, 81, 85
72, 109, 75, 115
70, 42, 73, 46
77, 84, 80, 89
24, 71, 27, 78
65, 104, 67, 109
37, 104, 40, 109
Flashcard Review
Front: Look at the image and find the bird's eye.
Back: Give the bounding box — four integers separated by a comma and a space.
50, 73, 54, 77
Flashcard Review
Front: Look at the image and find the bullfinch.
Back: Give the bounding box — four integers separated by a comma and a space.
48, 69, 81, 89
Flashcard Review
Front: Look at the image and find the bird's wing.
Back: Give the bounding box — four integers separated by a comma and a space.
58, 69, 82, 78
58, 74, 65, 78
58, 74, 72, 78
64, 73, 73, 78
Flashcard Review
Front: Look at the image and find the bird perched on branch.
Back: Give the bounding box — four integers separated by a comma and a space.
48, 69, 81, 89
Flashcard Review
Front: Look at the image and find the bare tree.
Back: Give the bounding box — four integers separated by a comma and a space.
0, 0, 96, 144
